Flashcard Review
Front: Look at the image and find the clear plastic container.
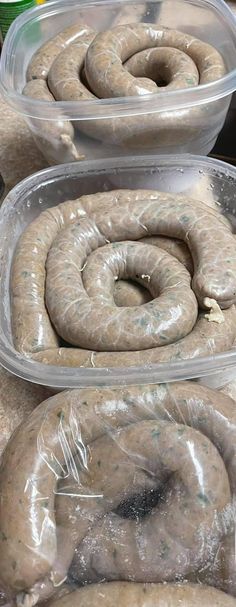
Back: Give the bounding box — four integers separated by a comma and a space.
1, 154, 236, 390
0, 0, 236, 164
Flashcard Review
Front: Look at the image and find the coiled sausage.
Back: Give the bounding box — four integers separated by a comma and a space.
10, 190, 236, 367
48, 24, 226, 148
85, 24, 225, 98
0, 383, 236, 603
46, 238, 198, 350
24, 22, 226, 156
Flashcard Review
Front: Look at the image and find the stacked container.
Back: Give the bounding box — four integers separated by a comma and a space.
1, 0, 236, 161
0, 1, 236, 607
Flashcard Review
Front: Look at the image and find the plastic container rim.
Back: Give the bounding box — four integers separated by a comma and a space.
0, 0, 236, 120
1, 153, 236, 388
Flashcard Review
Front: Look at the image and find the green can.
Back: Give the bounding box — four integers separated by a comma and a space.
0, 0, 36, 43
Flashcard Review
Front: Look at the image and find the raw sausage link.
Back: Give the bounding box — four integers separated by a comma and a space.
22, 80, 80, 165
32, 306, 236, 367
125, 47, 199, 90
68, 421, 229, 584
26, 24, 95, 81
47, 31, 199, 100
24, 26, 96, 164
49, 24, 225, 148
114, 234, 195, 307
46, 238, 198, 350
44, 195, 236, 310
111, 231, 194, 309
10, 190, 236, 365
47, 33, 95, 102
112, 231, 193, 308
25, 23, 226, 152
85, 24, 225, 98
53, 420, 230, 595
140, 235, 193, 272
11, 190, 165, 354
0, 383, 236, 604
43, 582, 236, 607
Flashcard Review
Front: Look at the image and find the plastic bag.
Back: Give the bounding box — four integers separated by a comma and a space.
0, 381, 236, 606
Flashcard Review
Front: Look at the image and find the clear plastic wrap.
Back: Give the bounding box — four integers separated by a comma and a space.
1, 0, 236, 164
1, 382, 236, 606
10, 188, 236, 368
0, 368, 51, 461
